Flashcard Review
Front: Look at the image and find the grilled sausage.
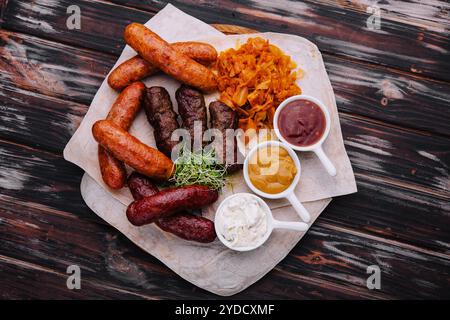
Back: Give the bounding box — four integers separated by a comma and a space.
126, 185, 218, 226
209, 101, 243, 173
108, 42, 217, 91
157, 214, 216, 243
92, 120, 174, 181
124, 23, 217, 92
176, 85, 207, 150
127, 171, 159, 200
143, 87, 180, 157
99, 82, 145, 189
127, 172, 216, 242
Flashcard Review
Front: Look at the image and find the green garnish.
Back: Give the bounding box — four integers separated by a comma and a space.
171, 146, 226, 190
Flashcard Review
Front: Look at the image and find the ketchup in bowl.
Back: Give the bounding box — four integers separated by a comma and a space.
277, 99, 326, 147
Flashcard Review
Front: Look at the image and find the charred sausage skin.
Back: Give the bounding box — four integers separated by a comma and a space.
93, 120, 174, 181
124, 23, 217, 92
126, 185, 218, 226
127, 172, 216, 243
143, 87, 180, 157
98, 82, 145, 189
107, 42, 217, 91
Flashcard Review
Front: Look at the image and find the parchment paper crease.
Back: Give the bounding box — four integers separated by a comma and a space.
63, 4, 356, 296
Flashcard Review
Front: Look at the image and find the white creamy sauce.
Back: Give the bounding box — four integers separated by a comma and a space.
218, 194, 268, 248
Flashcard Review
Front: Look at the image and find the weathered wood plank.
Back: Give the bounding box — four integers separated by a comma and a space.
1, 29, 450, 141
0, 30, 112, 105
310, 0, 450, 33
0, 139, 94, 220
0, 85, 86, 153
0, 255, 152, 299
3, 0, 450, 81
0, 194, 448, 299
323, 173, 450, 255
0, 135, 448, 257
0, 0, 8, 27
2, 0, 149, 55
110, 0, 450, 81
281, 223, 450, 299
325, 56, 450, 137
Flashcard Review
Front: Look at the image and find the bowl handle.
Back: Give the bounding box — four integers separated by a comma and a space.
272, 219, 309, 232
313, 145, 337, 176
286, 192, 311, 223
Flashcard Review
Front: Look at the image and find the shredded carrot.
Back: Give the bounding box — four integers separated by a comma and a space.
213, 37, 301, 133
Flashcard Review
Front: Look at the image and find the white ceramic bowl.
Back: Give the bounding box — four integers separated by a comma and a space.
273, 94, 336, 176
215, 193, 308, 251
243, 140, 311, 222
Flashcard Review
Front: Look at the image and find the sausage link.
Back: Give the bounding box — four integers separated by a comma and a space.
124, 23, 217, 92
144, 87, 180, 157
157, 214, 216, 243
127, 173, 216, 242
209, 101, 243, 174
127, 171, 159, 200
92, 120, 174, 181
126, 185, 218, 226
99, 82, 145, 189
176, 85, 207, 150
108, 42, 217, 91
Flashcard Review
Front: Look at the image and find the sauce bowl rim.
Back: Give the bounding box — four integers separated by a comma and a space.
243, 140, 301, 200
214, 192, 274, 252
273, 94, 332, 151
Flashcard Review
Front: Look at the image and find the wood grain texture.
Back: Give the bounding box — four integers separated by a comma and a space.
0, 193, 448, 299
0, 135, 448, 260
2, 28, 450, 140
109, 0, 450, 81
3, 0, 450, 81
2, 77, 448, 197
0, 0, 449, 299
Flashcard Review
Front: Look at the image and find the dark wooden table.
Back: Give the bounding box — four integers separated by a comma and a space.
0, 0, 449, 299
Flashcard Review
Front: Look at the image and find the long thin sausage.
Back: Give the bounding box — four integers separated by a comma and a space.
98, 82, 145, 189
127, 172, 216, 242
126, 185, 218, 226
108, 42, 217, 91
124, 23, 217, 92
93, 120, 174, 181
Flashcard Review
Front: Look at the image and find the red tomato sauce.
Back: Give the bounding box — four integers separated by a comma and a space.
278, 99, 326, 147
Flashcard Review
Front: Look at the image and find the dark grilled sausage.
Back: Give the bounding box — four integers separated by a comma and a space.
99, 82, 145, 189
127, 172, 216, 242
126, 185, 218, 226
157, 214, 216, 243
127, 171, 159, 200
176, 85, 207, 150
143, 87, 180, 157
92, 120, 174, 181
209, 101, 243, 173
124, 23, 217, 92
108, 42, 217, 91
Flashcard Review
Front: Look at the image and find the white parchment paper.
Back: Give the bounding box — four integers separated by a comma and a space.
63, 4, 357, 295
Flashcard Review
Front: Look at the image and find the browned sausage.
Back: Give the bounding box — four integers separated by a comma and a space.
124, 23, 217, 92
127, 172, 216, 243
98, 82, 146, 189
157, 214, 216, 243
144, 87, 180, 157
92, 120, 174, 181
126, 185, 218, 226
176, 85, 207, 150
108, 42, 217, 91
127, 171, 160, 200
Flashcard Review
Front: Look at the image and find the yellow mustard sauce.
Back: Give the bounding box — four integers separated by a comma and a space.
248, 146, 297, 194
